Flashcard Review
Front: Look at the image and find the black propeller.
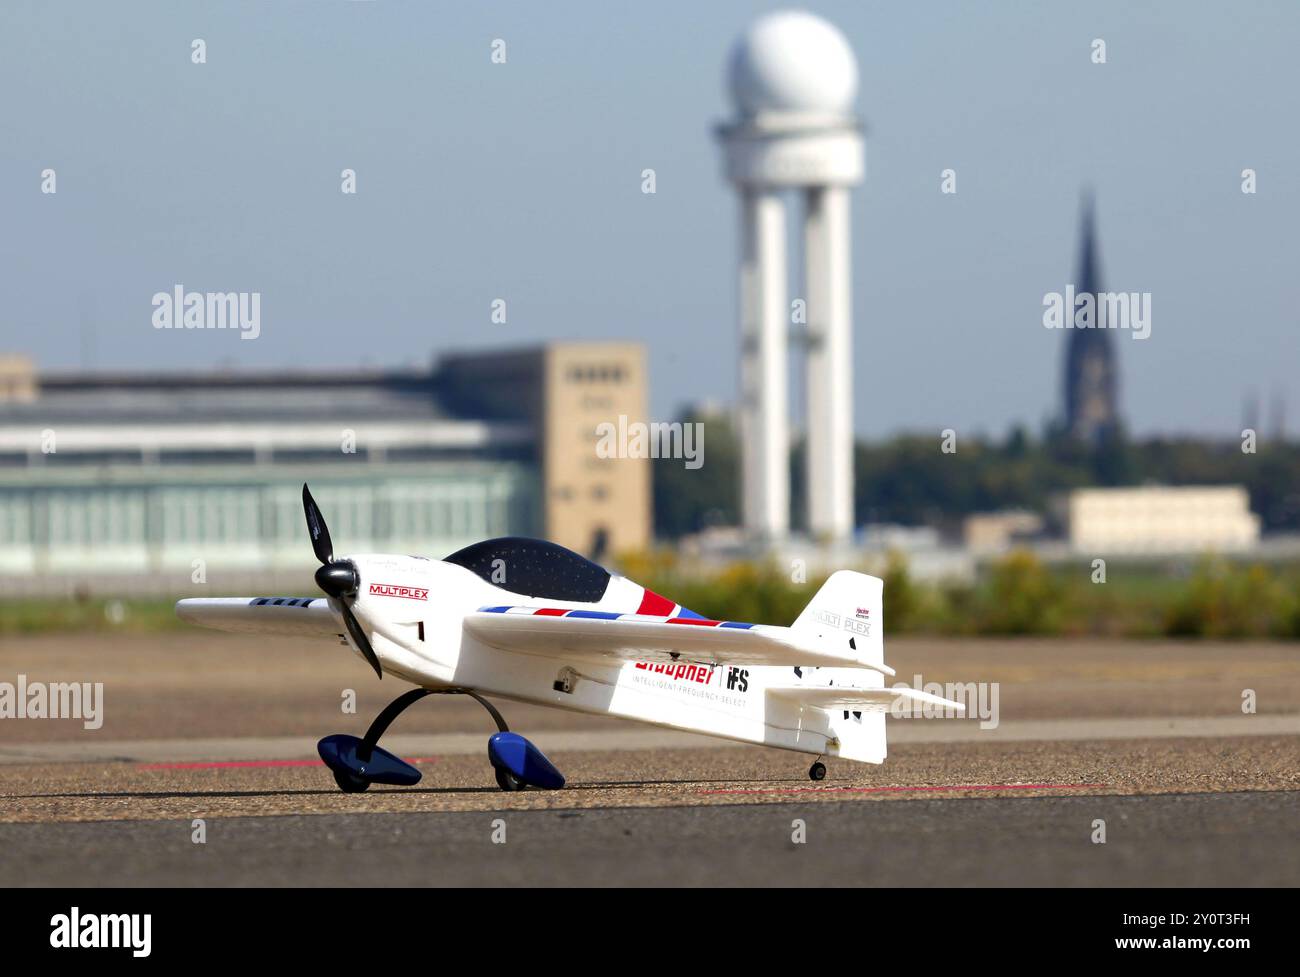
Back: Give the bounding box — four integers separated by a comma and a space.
303, 483, 382, 679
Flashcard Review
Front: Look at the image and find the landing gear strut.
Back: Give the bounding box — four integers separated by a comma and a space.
317, 688, 565, 793
360, 688, 509, 758
808, 759, 827, 781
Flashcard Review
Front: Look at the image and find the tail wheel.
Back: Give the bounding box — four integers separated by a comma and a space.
808, 761, 827, 782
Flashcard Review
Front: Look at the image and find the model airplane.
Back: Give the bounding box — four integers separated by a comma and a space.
176, 485, 964, 792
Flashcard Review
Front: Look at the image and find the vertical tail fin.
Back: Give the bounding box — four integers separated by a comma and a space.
790, 570, 889, 762
790, 570, 884, 669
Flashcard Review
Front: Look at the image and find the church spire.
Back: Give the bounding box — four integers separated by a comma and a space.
1062, 190, 1120, 444
1077, 190, 1101, 296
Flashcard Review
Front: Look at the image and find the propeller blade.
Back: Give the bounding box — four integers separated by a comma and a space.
303, 483, 380, 679
302, 483, 333, 565
341, 603, 383, 680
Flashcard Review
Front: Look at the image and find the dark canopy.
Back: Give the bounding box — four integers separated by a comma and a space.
443, 537, 611, 603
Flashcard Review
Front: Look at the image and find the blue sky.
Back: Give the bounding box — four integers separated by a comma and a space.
2, 1, 1297, 438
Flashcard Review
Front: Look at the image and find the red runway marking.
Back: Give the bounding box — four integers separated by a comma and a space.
698, 782, 1108, 796
139, 758, 439, 770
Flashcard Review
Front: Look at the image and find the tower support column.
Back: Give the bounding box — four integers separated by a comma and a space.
739, 188, 789, 541
804, 185, 854, 541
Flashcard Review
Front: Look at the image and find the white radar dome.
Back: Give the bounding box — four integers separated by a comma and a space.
728, 10, 859, 118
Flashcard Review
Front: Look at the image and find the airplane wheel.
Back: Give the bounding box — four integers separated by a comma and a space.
334, 770, 371, 793
808, 761, 827, 782
495, 767, 526, 792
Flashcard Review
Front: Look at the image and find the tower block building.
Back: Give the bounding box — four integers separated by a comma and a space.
717, 11, 864, 545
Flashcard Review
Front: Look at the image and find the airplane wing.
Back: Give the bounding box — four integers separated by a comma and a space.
767, 685, 966, 714
464, 607, 894, 673
175, 597, 343, 638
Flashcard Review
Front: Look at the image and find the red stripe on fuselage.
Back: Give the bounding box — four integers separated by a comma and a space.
636, 589, 676, 616
532, 607, 568, 616
666, 617, 722, 626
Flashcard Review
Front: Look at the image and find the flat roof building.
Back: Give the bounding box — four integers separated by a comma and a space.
0, 343, 649, 596
1053, 485, 1260, 555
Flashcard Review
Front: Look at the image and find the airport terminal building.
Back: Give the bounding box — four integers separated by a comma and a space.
0, 344, 650, 596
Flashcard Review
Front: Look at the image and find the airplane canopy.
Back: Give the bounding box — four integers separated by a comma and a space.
442, 537, 611, 603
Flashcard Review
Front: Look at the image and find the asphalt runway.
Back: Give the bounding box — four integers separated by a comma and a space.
2, 791, 1295, 887
1, 633, 1297, 886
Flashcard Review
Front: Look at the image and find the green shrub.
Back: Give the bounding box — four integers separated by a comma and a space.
973, 550, 1069, 635
1164, 559, 1296, 638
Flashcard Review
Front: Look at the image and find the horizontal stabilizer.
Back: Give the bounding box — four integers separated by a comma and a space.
768, 685, 966, 714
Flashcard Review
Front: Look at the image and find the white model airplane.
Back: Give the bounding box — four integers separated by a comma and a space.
176, 485, 964, 792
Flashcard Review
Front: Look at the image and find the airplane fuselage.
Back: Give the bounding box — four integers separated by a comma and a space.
346, 554, 881, 762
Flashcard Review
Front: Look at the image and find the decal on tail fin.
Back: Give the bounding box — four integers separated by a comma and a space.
790, 570, 885, 669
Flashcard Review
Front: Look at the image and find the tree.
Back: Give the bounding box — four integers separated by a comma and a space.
652, 408, 740, 537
